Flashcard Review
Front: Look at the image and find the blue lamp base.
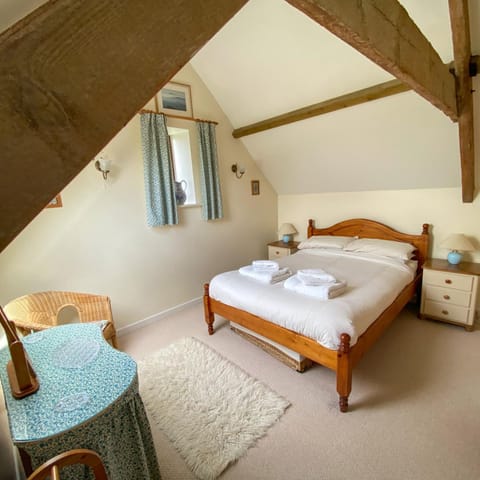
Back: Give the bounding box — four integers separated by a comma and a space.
447, 250, 463, 265
282, 234, 292, 243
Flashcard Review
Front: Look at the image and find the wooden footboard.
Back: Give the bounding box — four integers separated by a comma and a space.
204, 282, 350, 409
204, 279, 417, 412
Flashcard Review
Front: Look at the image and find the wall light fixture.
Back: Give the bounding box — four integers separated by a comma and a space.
95, 153, 111, 180
231, 163, 245, 179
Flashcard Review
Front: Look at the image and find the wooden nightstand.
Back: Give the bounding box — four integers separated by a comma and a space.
267, 240, 299, 260
420, 259, 480, 331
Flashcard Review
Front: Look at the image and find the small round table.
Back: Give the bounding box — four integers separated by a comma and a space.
0, 322, 161, 480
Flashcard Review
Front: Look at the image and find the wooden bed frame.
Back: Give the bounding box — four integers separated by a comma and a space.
204, 218, 430, 412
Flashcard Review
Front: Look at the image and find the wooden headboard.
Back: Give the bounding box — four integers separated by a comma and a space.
307, 218, 430, 272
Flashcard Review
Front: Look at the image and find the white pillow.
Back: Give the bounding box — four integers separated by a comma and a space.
298, 235, 356, 250
343, 238, 415, 260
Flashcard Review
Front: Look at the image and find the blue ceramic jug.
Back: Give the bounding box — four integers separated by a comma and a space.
175, 180, 187, 205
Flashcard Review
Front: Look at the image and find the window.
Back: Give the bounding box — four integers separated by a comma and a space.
167, 124, 199, 206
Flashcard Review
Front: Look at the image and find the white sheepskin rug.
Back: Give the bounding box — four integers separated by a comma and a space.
137, 337, 290, 480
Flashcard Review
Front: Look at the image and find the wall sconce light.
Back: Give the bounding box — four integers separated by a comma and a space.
95, 153, 111, 180
231, 163, 246, 179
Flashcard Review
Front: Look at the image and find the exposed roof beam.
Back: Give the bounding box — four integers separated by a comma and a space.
286, 0, 458, 121
449, 0, 475, 203
0, 0, 248, 252
233, 79, 410, 138
473, 55, 480, 74
448, 55, 479, 76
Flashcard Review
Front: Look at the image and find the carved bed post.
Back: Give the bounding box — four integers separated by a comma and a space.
203, 283, 215, 335
307, 219, 315, 238
336, 333, 352, 413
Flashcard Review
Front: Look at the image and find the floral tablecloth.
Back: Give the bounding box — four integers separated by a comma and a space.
0, 323, 161, 480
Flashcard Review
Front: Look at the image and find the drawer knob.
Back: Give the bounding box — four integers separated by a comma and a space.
443, 295, 450, 300
275, 251, 280, 255
445, 279, 452, 284
441, 310, 449, 315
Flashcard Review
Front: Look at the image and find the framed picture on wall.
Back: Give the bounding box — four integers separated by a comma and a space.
251, 180, 260, 196
45, 194, 63, 209
158, 82, 193, 118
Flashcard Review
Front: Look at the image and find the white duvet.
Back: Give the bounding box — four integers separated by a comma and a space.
209, 249, 417, 350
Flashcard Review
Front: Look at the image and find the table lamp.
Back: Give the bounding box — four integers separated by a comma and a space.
278, 223, 297, 243
440, 233, 475, 265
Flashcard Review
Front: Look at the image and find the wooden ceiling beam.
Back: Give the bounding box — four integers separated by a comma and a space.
232, 79, 410, 138
0, 0, 247, 252
448, 55, 479, 76
286, 0, 458, 121
449, 0, 475, 203
473, 55, 480, 74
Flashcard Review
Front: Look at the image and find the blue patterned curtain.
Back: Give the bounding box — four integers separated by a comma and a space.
140, 113, 178, 226
197, 121, 223, 220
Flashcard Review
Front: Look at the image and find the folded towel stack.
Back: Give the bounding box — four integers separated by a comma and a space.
252, 260, 280, 272
284, 275, 347, 300
297, 268, 336, 285
239, 262, 292, 284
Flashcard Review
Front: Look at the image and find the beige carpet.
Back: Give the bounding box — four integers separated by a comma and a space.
121, 303, 480, 480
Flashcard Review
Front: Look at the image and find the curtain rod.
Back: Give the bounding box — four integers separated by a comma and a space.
139, 109, 218, 125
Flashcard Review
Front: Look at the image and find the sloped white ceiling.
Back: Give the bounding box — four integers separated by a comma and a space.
191, 0, 478, 194
0, 0, 47, 30
2, 0, 477, 196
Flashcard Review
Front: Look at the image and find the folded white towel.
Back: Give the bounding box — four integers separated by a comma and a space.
284, 275, 347, 299
239, 265, 292, 284
297, 268, 336, 285
252, 260, 280, 272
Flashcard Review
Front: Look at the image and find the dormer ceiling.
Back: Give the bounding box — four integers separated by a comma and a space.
0, 0, 477, 252
190, 0, 478, 196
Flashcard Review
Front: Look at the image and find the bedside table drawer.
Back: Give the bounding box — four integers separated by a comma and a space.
423, 269, 473, 291
268, 246, 290, 259
423, 285, 471, 307
423, 300, 470, 324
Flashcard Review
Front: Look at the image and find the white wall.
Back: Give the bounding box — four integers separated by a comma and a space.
0, 64, 277, 329
279, 187, 480, 263
279, 75, 480, 262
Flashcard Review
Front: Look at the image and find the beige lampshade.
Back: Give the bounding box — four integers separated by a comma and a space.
440, 233, 475, 252
278, 223, 298, 235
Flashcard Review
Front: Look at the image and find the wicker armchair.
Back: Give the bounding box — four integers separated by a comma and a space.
27, 449, 108, 480
4, 291, 118, 348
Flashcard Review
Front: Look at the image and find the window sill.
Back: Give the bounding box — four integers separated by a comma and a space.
178, 203, 202, 209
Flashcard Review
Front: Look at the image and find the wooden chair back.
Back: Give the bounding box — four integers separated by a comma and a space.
27, 449, 108, 480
